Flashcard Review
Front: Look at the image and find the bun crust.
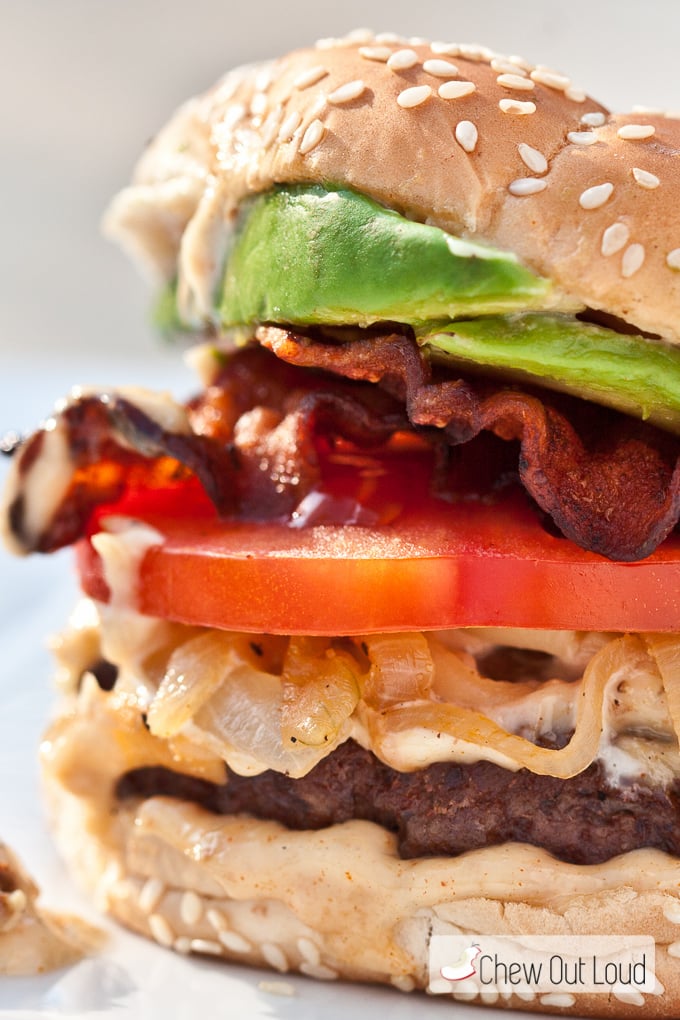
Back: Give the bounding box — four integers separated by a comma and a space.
43, 691, 680, 1017
105, 34, 680, 340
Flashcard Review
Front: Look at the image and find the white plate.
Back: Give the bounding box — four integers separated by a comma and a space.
0, 357, 571, 1020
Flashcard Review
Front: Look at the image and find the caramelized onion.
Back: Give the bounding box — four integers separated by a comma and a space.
147, 632, 256, 738
644, 634, 680, 745
364, 636, 640, 777
358, 633, 433, 708
280, 637, 360, 747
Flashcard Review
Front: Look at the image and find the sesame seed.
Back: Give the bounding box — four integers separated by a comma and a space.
222, 103, 246, 130
438, 80, 477, 100
491, 58, 528, 76
667, 249, 680, 270
307, 93, 327, 120
497, 73, 535, 91
358, 46, 392, 62
328, 79, 366, 104
579, 182, 614, 210
632, 167, 660, 189
261, 106, 283, 146
481, 990, 500, 1005
139, 878, 165, 914
499, 99, 536, 115
581, 111, 606, 127
262, 942, 290, 972
180, 890, 204, 927
299, 962, 339, 981
613, 990, 645, 1007
455, 120, 478, 152
149, 913, 175, 947
459, 44, 494, 61
391, 975, 417, 992
518, 142, 547, 173
174, 936, 192, 954
632, 104, 664, 114
508, 54, 533, 71
299, 118, 325, 154
668, 941, 680, 957
567, 130, 598, 145
250, 92, 268, 117
622, 243, 646, 277
423, 58, 460, 77
565, 88, 587, 103
218, 929, 252, 953
439, 81, 476, 100
431, 42, 461, 56
617, 124, 656, 140
345, 28, 373, 43
408, 36, 428, 46
293, 66, 328, 90
258, 980, 297, 997
601, 222, 630, 256
540, 994, 577, 1009
206, 907, 229, 931
397, 85, 432, 108
515, 990, 537, 1002
508, 178, 548, 196
531, 68, 571, 91
254, 66, 275, 93
665, 899, 680, 923
297, 936, 321, 965
191, 938, 224, 956
278, 111, 301, 142
387, 49, 419, 71
374, 32, 405, 44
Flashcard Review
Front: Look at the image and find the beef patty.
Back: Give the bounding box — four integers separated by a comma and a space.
116, 739, 680, 865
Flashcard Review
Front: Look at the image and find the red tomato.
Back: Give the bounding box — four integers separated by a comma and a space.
76, 442, 680, 635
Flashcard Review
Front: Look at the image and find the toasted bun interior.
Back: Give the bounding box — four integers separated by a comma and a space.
42, 675, 680, 1018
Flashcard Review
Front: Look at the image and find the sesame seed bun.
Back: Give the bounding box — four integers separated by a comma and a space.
105, 33, 680, 341
42, 690, 680, 1017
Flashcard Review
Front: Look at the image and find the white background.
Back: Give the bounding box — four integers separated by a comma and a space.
1, 2, 679, 1016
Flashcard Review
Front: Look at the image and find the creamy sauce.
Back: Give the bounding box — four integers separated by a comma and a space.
1, 417, 73, 555
1, 386, 189, 557
91, 517, 164, 610
56, 599, 680, 785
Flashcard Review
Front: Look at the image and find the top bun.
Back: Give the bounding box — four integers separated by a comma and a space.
105, 30, 680, 341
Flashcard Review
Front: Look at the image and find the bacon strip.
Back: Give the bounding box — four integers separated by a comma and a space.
4, 348, 407, 554
258, 327, 680, 561
6, 335, 680, 562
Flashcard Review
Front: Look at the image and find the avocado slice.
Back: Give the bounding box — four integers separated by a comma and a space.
422, 313, 680, 435
219, 185, 553, 327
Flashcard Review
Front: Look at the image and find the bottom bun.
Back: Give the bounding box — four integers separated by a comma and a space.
42, 693, 680, 1018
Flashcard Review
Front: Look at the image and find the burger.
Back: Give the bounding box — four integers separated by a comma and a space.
4, 29, 680, 1017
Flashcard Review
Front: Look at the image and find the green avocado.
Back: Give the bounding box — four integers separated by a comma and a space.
218, 185, 552, 327
422, 313, 680, 435
155, 184, 679, 437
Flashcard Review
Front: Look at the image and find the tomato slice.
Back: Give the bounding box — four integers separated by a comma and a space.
75, 439, 680, 635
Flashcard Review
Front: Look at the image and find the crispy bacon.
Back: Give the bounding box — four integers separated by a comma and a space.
6, 336, 680, 562
258, 327, 680, 561
5, 348, 407, 554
